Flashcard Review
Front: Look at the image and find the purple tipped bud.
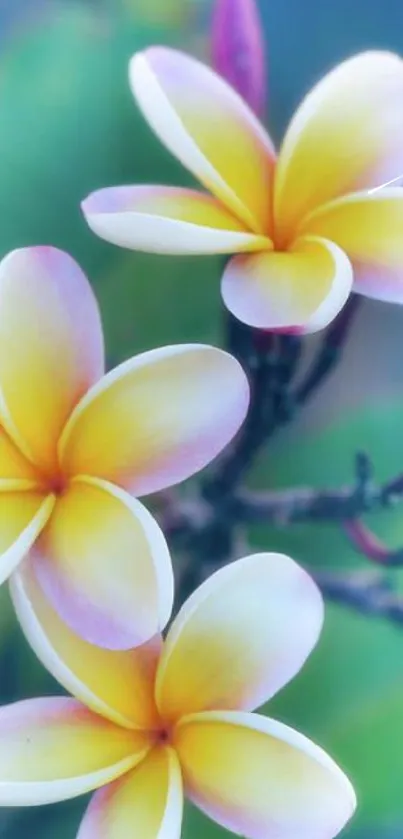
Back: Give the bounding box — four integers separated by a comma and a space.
211, 0, 267, 116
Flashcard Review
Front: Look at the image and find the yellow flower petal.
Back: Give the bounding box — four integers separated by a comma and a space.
82, 186, 268, 254
0, 429, 40, 491
11, 561, 162, 730
156, 553, 323, 724
299, 187, 403, 302
175, 711, 356, 839
221, 235, 352, 332
0, 697, 151, 806
30, 477, 173, 650
129, 47, 275, 234
78, 747, 183, 839
59, 345, 249, 497
0, 491, 54, 585
0, 248, 104, 474
274, 51, 403, 244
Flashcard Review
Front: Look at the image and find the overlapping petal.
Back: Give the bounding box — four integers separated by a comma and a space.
0, 492, 54, 585
274, 51, 403, 243
175, 711, 356, 839
11, 561, 161, 729
78, 747, 183, 839
129, 47, 275, 233
156, 553, 323, 724
82, 186, 269, 255
59, 345, 249, 496
0, 248, 104, 474
299, 188, 403, 302
0, 429, 40, 491
0, 697, 151, 806
221, 235, 352, 332
30, 477, 173, 650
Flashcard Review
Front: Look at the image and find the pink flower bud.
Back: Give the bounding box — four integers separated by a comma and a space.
211, 0, 267, 116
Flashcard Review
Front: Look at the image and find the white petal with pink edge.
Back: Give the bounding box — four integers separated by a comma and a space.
82, 185, 269, 254
0, 247, 104, 474
0, 697, 151, 806
156, 553, 323, 723
129, 47, 275, 234
299, 187, 403, 302
59, 344, 250, 496
30, 477, 173, 651
175, 710, 356, 839
274, 51, 403, 243
221, 235, 353, 332
11, 560, 162, 730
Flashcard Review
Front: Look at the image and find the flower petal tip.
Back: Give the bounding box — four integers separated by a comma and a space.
82, 188, 134, 217
81, 191, 102, 216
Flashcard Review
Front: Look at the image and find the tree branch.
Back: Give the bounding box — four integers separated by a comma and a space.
161, 458, 403, 531
314, 570, 403, 624
203, 297, 360, 502
163, 455, 403, 621
231, 455, 403, 535
161, 297, 395, 622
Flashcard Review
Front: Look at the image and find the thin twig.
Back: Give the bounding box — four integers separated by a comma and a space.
314, 570, 403, 624
230, 455, 403, 538
343, 520, 403, 566
160, 456, 403, 575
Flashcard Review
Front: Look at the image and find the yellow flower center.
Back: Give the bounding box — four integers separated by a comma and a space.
31, 460, 70, 498
46, 473, 69, 497
156, 727, 171, 745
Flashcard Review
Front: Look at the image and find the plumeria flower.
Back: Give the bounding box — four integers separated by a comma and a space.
83, 48, 403, 333
5, 552, 356, 839
0, 246, 248, 650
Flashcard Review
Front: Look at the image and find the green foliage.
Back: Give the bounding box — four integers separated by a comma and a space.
251, 401, 403, 833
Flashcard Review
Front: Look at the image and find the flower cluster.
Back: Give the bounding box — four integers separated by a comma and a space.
2, 1, 402, 836
0, 246, 248, 650
83, 47, 403, 333
7, 552, 355, 839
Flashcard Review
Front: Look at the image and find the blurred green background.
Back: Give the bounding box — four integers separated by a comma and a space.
1, 1, 403, 837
